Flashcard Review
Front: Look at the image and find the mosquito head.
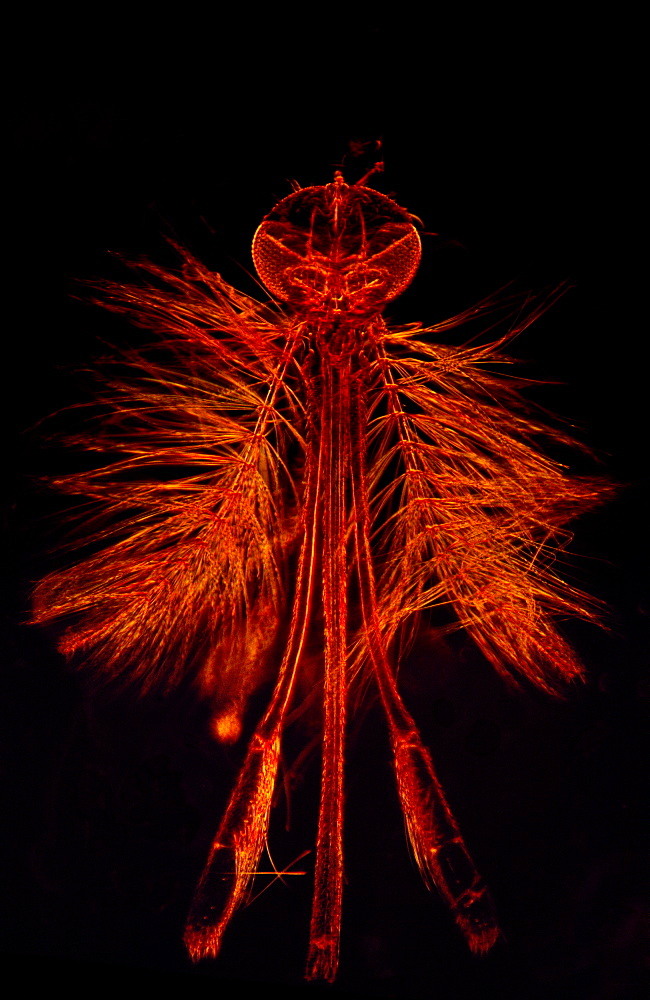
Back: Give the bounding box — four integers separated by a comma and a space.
252, 178, 421, 320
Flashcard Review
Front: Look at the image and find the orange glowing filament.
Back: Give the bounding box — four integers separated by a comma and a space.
33, 170, 608, 982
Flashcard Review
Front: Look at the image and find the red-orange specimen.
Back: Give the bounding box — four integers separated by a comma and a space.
33, 170, 609, 982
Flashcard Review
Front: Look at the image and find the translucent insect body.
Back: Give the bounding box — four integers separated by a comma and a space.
33, 171, 606, 982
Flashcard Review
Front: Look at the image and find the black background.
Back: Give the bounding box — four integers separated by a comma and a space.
4, 14, 646, 1000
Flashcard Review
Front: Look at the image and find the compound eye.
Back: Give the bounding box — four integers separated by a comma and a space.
252, 182, 421, 310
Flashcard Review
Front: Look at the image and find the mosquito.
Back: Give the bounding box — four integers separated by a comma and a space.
33, 165, 608, 982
